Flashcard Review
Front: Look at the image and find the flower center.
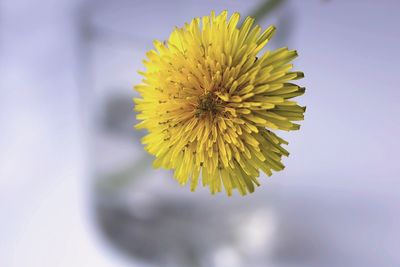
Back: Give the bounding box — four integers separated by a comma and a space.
195, 92, 219, 118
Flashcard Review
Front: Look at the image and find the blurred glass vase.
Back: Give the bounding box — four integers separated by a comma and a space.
83, 1, 288, 267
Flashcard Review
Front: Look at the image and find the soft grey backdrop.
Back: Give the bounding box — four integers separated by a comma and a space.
1, 0, 399, 266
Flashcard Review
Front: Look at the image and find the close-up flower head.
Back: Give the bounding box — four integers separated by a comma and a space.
134, 10, 305, 196
5, 1, 400, 265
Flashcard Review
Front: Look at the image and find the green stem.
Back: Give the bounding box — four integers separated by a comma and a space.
248, 0, 286, 22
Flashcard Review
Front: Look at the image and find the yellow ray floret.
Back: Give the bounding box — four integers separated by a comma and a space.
134, 11, 305, 196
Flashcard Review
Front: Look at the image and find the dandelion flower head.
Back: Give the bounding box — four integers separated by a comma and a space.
134, 11, 305, 196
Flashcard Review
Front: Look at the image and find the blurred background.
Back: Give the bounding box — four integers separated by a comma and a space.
1, 0, 400, 266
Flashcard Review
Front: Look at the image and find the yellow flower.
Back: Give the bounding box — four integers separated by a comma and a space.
134, 11, 305, 196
